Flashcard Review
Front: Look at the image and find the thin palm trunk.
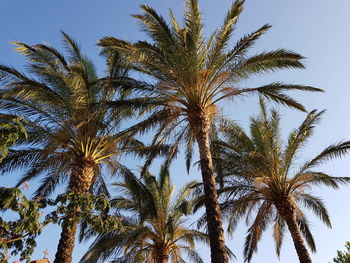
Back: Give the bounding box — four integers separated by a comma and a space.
54, 157, 95, 263
276, 200, 312, 263
54, 220, 78, 263
192, 112, 227, 263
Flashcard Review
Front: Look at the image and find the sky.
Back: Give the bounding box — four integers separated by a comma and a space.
2, 0, 350, 262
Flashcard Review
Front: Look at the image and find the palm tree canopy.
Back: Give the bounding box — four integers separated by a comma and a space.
0, 31, 140, 197
80, 167, 217, 263
213, 98, 350, 261
99, 0, 322, 171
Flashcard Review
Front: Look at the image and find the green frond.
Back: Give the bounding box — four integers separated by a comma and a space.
260, 89, 306, 111
282, 109, 325, 176
297, 216, 316, 252
206, 0, 245, 67
33, 168, 68, 198
0, 149, 43, 175
133, 4, 175, 48
184, 0, 204, 53
301, 141, 350, 171
227, 23, 270, 60
272, 214, 285, 258
297, 193, 331, 227
291, 172, 350, 191
34, 43, 69, 70
60, 30, 83, 63
185, 128, 195, 173
184, 249, 204, 263
236, 49, 306, 76
244, 201, 272, 262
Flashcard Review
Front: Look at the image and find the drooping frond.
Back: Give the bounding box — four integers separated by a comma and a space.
300, 141, 350, 171
244, 201, 272, 262
297, 193, 331, 227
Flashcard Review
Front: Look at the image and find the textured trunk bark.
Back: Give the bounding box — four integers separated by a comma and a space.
53, 221, 77, 263
159, 257, 168, 263
54, 157, 95, 263
154, 242, 168, 263
276, 199, 312, 263
155, 250, 168, 263
190, 110, 228, 263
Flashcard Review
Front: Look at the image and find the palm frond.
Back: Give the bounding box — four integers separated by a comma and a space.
297, 193, 331, 227
301, 141, 350, 171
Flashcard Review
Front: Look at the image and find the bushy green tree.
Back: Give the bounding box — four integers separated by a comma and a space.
0, 188, 122, 262
0, 116, 41, 262
0, 115, 26, 162
332, 242, 350, 263
0, 187, 43, 262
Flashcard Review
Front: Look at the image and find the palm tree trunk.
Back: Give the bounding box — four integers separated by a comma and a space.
276, 200, 312, 263
191, 112, 228, 263
53, 221, 77, 263
155, 247, 169, 263
54, 157, 95, 263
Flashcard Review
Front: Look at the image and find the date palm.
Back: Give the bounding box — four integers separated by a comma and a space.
0, 32, 140, 263
80, 167, 218, 263
214, 99, 350, 263
99, 0, 321, 261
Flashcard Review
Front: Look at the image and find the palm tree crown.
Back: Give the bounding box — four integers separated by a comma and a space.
80, 167, 212, 263
0, 31, 136, 197
214, 99, 350, 262
98, 0, 323, 169
0, 32, 139, 263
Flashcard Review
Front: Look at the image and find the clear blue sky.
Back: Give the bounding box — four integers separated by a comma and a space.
2, 0, 350, 262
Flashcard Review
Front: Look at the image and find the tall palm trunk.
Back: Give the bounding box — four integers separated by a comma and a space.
190, 110, 228, 263
276, 199, 312, 263
54, 157, 95, 263
154, 243, 169, 263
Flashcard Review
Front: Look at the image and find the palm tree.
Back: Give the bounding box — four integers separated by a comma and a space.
98, 0, 321, 261
213, 99, 350, 263
0, 32, 140, 263
80, 167, 217, 263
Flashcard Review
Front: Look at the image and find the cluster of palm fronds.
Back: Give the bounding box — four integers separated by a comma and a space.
1, 1, 350, 263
